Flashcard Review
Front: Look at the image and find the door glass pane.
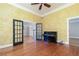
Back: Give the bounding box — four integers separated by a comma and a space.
19, 38, 22, 42
15, 21, 17, 25
15, 37, 18, 43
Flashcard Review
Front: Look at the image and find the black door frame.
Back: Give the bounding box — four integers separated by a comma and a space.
13, 19, 24, 46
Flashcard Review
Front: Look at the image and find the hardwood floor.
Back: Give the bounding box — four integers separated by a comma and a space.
0, 37, 79, 56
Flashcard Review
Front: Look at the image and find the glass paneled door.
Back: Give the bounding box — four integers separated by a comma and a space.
13, 19, 24, 46
36, 23, 42, 40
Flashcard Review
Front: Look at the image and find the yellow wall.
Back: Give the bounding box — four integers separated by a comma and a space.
0, 3, 41, 45
41, 4, 79, 42
0, 3, 79, 46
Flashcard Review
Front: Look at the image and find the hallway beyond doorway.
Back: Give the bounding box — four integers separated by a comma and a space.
23, 20, 36, 44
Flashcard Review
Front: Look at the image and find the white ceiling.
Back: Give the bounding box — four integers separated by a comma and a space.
10, 3, 74, 17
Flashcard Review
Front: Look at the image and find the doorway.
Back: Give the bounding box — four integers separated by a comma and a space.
23, 20, 36, 43
68, 16, 79, 46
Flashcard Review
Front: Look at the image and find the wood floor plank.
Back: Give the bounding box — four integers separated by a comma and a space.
0, 37, 79, 56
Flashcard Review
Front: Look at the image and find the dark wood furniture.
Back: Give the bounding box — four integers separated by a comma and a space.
44, 31, 57, 43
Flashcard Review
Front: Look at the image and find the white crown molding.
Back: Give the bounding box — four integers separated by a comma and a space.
8, 3, 42, 17
0, 44, 13, 49
41, 3, 75, 17
9, 3, 75, 17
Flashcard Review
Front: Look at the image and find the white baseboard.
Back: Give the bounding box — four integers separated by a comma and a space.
57, 40, 69, 44
64, 42, 69, 44
0, 44, 13, 49
57, 40, 63, 43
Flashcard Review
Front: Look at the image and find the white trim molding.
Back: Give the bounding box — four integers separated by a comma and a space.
57, 39, 69, 44
67, 18, 69, 44
8, 3, 75, 17
64, 42, 69, 44
69, 37, 79, 39
0, 44, 13, 49
8, 3, 42, 17
42, 4, 75, 17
